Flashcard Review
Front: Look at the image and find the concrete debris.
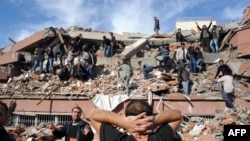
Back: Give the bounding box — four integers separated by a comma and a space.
181, 106, 250, 141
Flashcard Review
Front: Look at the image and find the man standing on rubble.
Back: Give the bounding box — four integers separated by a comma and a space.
176, 65, 190, 95
196, 19, 212, 52
0, 101, 16, 141
46, 46, 54, 74
32, 45, 45, 74
50, 106, 94, 141
176, 43, 187, 68
103, 36, 111, 57
116, 60, 133, 94
90, 99, 182, 141
212, 72, 235, 108
154, 17, 160, 35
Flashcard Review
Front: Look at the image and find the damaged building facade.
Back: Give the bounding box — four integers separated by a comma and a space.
0, 6, 250, 141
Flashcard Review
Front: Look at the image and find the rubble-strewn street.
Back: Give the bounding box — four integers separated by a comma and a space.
1, 5, 250, 141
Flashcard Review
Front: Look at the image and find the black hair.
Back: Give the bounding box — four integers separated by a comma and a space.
125, 100, 152, 116
219, 59, 224, 63
71, 106, 82, 113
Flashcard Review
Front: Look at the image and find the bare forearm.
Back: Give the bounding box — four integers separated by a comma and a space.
154, 110, 181, 124
154, 109, 182, 131
90, 109, 126, 128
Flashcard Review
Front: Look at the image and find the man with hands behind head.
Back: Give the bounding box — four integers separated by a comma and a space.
90, 100, 182, 141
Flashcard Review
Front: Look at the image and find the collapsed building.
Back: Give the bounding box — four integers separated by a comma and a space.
0, 6, 250, 141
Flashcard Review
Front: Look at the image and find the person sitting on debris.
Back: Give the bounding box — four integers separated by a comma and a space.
155, 45, 169, 71
103, 36, 111, 57
214, 59, 232, 79
0, 101, 17, 141
90, 99, 182, 141
73, 62, 88, 81
82, 59, 95, 80
212, 72, 235, 108
195, 47, 204, 72
176, 43, 187, 68
176, 65, 190, 95
138, 61, 154, 79
46, 46, 54, 74
176, 28, 191, 42
186, 41, 197, 73
58, 64, 70, 81
32, 45, 45, 74
116, 61, 133, 94
50, 106, 94, 141
195, 19, 213, 53
164, 57, 176, 73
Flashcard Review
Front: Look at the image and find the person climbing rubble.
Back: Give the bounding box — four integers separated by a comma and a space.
138, 61, 154, 79
212, 71, 235, 109
214, 59, 232, 79
116, 60, 133, 95
175, 65, 190, 95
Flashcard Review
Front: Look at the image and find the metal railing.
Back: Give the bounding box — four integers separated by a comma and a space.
10, 114, 72, 127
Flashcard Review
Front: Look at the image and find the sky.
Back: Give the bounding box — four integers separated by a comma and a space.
0, 0, 249, 48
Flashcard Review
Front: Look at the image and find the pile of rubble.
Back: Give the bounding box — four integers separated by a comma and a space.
181, 106, 250, 141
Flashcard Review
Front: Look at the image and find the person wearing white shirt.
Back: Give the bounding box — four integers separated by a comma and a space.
213, 72, 235, 108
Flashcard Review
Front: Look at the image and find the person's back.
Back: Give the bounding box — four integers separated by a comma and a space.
0, 101, 17, 141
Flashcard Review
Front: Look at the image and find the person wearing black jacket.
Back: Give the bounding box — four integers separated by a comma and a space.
46, 46, 54, 74
186, 42, 197, 73
196, 19, 213, 52
50, 106, 94, 141
195, 47, 204, 72
176, 65, 190, 95
32, 45, 45, 74
214, 60, 232, 78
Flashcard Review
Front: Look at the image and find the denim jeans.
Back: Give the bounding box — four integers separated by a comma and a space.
210, 38, 219, 53
104, 45, 111, 57
189, 58, 197, 73
32, 59, 43, 74
182, 80, 190, 95
221, 89, 234, 108
46, 58, 54, 73
87, 65, 95, 80
196, 59, 204, 71
142, 66, 153, 79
